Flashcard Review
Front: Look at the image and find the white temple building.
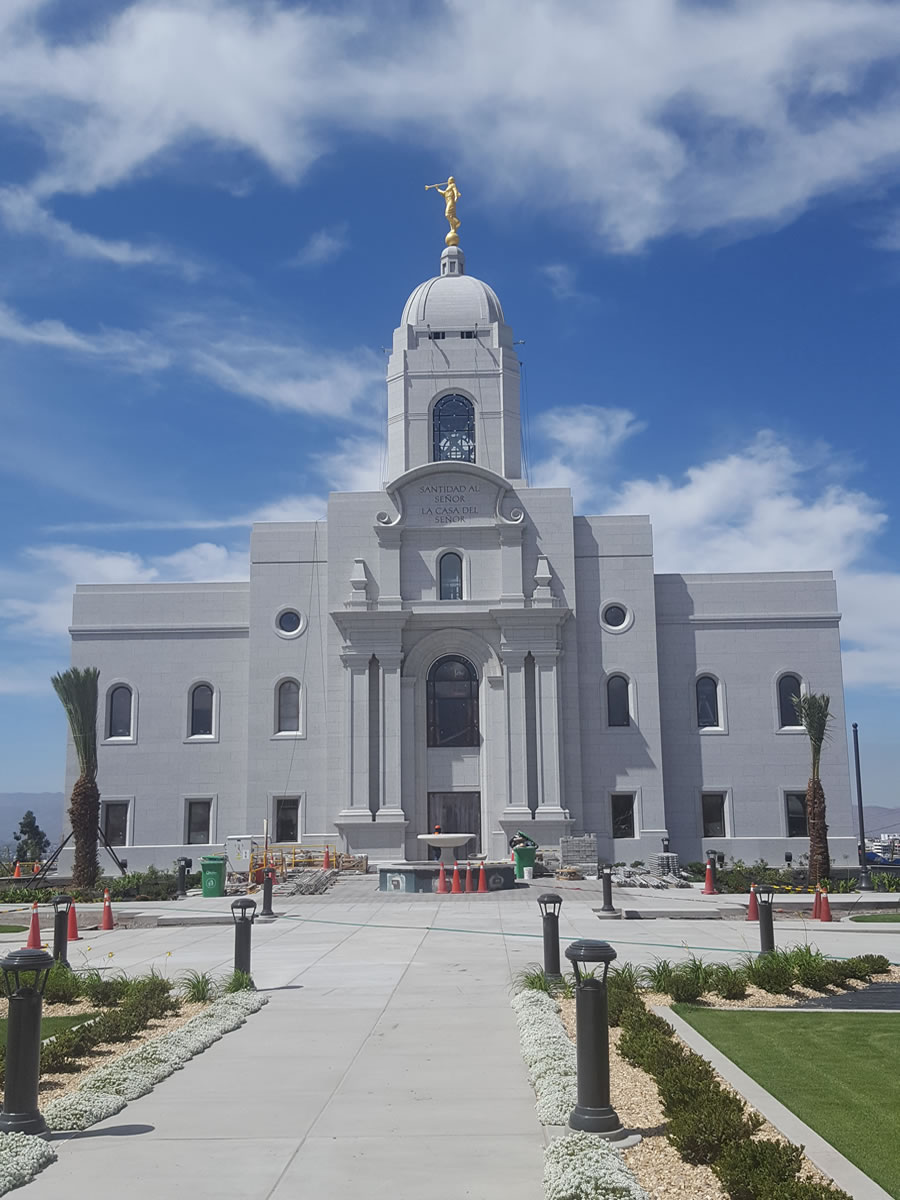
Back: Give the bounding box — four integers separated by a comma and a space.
64, 225, 856, 870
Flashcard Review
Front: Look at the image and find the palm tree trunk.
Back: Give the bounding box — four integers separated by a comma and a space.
807, 776, 831, 885
70, 774, 100, 889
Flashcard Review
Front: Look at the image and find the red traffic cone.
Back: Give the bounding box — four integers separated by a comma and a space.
464, 861, 474, 893
819, 889, 833, 923
451, 861, 462, 894
436, 862, 448, 894
746, 883, 759, 922
702, 860, 717, 895
323, 846, 331, 870
26, 902, 41, 949
100, 887, 115, 931
32, 861, 40, 874
477, 862, 488, 893
13, 861, 21, 878
67, 903, 82, 942
812, 886, 821, 920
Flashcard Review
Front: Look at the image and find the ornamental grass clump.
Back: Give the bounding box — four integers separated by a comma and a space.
0, 1131, 57, 1196
543, 1131, 648, 1200
709, 964, 748, 1000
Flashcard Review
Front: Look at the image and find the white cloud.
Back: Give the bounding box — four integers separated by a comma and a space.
531, 407, 646, 507
2, 2, 900, 250
0, 302, 169, 371
0, 186, 194, 273
539, 264, 590, 302
287, 224, 349, 268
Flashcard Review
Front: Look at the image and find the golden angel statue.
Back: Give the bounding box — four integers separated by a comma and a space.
425, 176, 461, 245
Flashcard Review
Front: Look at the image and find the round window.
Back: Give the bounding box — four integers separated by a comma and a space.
599, 602, 632, 633
274, 609, 307, 638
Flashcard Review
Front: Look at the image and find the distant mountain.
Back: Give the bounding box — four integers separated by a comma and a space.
0, 793, 65, 853
859, 806, 900, 837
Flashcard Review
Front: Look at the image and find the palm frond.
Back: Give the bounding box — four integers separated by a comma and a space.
51, 667, 100, 779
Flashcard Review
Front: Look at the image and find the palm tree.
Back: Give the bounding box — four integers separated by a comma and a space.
792, 692, 833, 885
52, 667, 101, 889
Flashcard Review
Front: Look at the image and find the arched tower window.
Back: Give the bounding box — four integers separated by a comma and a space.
190, 683, 214, 737
607, 675, 630, 728
778, 674, 802, 728
108, 685, 132, 738
696, 676, 719, 728
427, 655, 479, 747
433, 394, 475, 463
276, 680, 300, 733
439, 552, 463, 600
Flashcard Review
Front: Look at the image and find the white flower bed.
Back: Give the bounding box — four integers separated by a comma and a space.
512, 989, 647, 1200
0, 1131, 56, 1197
44, 990, 267, 1132
544, 1132, 648, 1200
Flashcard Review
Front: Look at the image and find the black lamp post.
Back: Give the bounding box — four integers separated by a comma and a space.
261, 867, 277, 919
599, 865, 616, 914
0, 948, 54, 1134
50, 894, 72, 968
565, 939, 633, 1141
231, 898, 257, 976
537, 893, 562, 979
756, 884, 775, 955
176, 856, 192, 900
660, 836, 670, 853
852, 724, 873, 891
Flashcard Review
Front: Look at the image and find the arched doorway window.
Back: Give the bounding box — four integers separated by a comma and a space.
427, 656, 479, 747
276, 680, 300, 733
108, 685, 132, 738
778, 674, 802, 728
433, 395, 475, 463
190, 683, 214, 737
607, 675, 630, 727
439, 552, 463, 600
696, 675, 719, 728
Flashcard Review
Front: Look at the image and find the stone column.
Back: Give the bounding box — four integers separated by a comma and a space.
377, 654, 404, 815
502, 651, 531, 819
338, 653, 371, 817
533, 650, 563, 811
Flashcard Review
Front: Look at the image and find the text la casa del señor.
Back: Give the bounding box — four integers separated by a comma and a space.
417, 482, 484, 525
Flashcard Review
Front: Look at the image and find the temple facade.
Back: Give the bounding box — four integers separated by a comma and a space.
64, 238, 856, 870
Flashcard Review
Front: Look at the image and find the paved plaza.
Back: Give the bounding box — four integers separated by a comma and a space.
2, 877, 898, 1199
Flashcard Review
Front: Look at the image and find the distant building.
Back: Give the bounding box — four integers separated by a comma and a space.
65, 236, 856, 870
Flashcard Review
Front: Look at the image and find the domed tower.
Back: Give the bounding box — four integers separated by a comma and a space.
385, 245, 524, 483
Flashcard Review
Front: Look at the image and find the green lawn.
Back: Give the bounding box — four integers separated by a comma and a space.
849, 913, 900, 922
0, 925, 26, 933
673, 1007, 900, 1198
0, 1014, 90, 1042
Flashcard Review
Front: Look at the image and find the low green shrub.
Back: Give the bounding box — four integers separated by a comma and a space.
854, 953, 890, 974
668, 967, 704, 1003
764, 1182, 853, 1200
43, 963, 81, 1005
709, 964, 748, 1000
712, 1137, 804, 1200
743, 953, 795, 994
80, 971, 131, 1008
840, 956, 874, 981
618, 1023, 687, 1077
665, 1085, 763, 1165
821, 961, 851, 989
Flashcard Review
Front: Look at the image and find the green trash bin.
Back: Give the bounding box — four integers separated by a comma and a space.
200, 855, 226, 898
510, 831, 538, 880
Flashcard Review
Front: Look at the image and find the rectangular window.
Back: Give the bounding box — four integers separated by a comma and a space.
275, 797, 300, 843
186, 799, 212, 845
102, 802, 129, 847
460, 330, 476, 339
611, 794, 635, 839
785, 792, 808, 837
701, 793, 726, 838
428, 331, 445, 340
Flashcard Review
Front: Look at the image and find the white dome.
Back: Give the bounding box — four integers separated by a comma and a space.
400, 247, 504, 328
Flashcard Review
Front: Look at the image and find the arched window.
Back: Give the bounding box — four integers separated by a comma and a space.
696, 676, 719, 728
190, 684, 214, 737
427, 655, 479, 747
277, 680, 300, 733
439, 552, 463, 600
607, 675, 630, 727
108, 685, 132, 738
433, 394, 475, 463
778, 674, 802, 728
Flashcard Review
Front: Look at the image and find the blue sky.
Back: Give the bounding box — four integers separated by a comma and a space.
1, 0, 899, 816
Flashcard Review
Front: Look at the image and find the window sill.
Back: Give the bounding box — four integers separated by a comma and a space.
270, 732, 306, 741
775, 727, 806, 736
101, 736, 137, 746
183, 735, 219, 745
698, 727, 728, 736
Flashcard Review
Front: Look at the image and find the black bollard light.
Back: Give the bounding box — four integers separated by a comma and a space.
756, 884, 775, 955
600, 865, 616, 914
261, 868, 277, 918
231, 898, 257, 976
565, 939, 635, 1142
50, 894, 72, 968
537, 893, 562, 978
176, 856, 192, 900
0, 948, 54, 1134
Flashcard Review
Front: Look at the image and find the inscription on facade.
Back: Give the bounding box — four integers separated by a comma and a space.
417, 483, 485, 525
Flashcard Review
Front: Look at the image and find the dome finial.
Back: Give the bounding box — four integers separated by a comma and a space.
424, 175, 461, 246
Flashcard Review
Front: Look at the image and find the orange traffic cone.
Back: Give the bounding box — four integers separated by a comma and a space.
451, 861, 462, 894
436, 862, 448, 894
323, 846, 331, 870
26, 902, 41, 949
746, 883, 759, 922
477, 862, 488, 893
67, 903, 82, 941
464, 861, 474, 893
100, 887, 115, 931
819, 889, 833, 923
812, 886, 821, 920
702, 860, 717, 895
32, 861, 40, 874
13, 862, 21, 878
